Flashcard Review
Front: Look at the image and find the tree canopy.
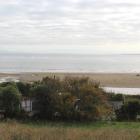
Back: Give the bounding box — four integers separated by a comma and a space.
0, 85, 21, 118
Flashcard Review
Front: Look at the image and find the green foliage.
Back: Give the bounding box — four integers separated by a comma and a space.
0, 82, 17, 88
109, 93, 124, 101
0, 85, 21, 118
41, 77, 62, 93
116, 101, 140, 121
124, 95, 140, 103
16, 82, 31, 97
31, 85, 54, 119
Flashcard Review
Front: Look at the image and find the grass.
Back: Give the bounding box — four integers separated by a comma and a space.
0, 120, 140, 140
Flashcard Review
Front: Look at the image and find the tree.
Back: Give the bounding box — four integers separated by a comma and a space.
31, 85, 55, 119
16, 82, 31, 97
0, 85, 21, 118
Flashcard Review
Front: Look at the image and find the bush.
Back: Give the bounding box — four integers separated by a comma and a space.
116, 101, 140, 121
109, 94, 124, 101
31, 76, 111, 121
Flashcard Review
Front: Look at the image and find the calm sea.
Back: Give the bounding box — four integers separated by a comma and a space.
0, 53, 140, 73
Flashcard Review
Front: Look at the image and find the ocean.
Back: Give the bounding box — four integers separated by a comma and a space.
0, 53, 140, 73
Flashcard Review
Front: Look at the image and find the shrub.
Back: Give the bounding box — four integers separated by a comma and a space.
116, 101, 140, 121
31, 76, 111, 121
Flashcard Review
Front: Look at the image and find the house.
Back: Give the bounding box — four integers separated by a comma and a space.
0, 110, 5, 119
109, 101, 123, 111
21, 98, 39, 117
21, 97, 33, 112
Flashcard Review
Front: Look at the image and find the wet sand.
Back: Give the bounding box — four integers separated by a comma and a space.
0, 72, 140, 88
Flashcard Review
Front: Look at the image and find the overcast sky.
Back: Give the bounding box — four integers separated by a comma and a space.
0, 0, 140, 54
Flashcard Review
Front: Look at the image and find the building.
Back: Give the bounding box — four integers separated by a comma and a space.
110, 101, 123, 111
21, 97, 33, 112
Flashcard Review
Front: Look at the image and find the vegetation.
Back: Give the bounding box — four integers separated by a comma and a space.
30, 77, 111, 121
0, 121, 140, 140
108, 93, 140, 121
0, 85, 21, 118
16, 82, 31, 97
109, 93, 124, 101
0, 77, 140, 139
116, 101, 140, 121
0, 76, 140, 122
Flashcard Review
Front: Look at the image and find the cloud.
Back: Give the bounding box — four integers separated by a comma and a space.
0, 0, 19, 5
0, 0, 140, 53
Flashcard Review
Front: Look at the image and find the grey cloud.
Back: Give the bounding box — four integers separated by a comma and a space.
0, 0, 140, 48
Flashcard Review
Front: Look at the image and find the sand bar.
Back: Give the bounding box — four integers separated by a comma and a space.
1, 72, 140, 88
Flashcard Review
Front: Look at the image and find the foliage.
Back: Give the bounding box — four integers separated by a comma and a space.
116, 101, 140, 121
0, 85, 21, 118
0, 76, 116, 121
41, 76, 62, 93
31, 85, 54, 119
30, 76, 111, 121
16, 82, 31, 97
108, 93, 124, 101
0, 82, 17, 88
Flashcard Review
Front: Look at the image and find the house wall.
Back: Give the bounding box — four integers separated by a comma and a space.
110, 101, 123, 110
21, 99, 32, 112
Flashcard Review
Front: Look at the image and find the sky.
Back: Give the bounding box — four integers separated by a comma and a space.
0, 0, 140, 54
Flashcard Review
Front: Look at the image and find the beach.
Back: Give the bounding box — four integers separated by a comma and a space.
1, 72, 140, 88
1, 54, 140, 88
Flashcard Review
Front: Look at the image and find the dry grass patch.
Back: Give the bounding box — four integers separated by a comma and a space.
0, 121, 140, 140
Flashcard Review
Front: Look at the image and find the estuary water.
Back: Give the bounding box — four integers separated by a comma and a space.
103, 87, 140, 95
0, 53, 140, 73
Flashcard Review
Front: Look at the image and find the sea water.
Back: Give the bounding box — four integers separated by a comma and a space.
0, 53, 140, 73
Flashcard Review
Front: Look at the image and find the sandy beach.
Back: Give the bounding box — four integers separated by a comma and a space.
0, 72, 140, 88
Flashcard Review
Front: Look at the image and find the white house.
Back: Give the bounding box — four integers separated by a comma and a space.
110, 101, 123, 110
21, 98, 33, 112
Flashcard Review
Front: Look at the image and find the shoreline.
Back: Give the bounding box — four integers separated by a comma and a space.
0, 72, 140, 88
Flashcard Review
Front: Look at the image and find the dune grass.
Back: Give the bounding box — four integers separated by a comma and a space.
0, 120, 140, 140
